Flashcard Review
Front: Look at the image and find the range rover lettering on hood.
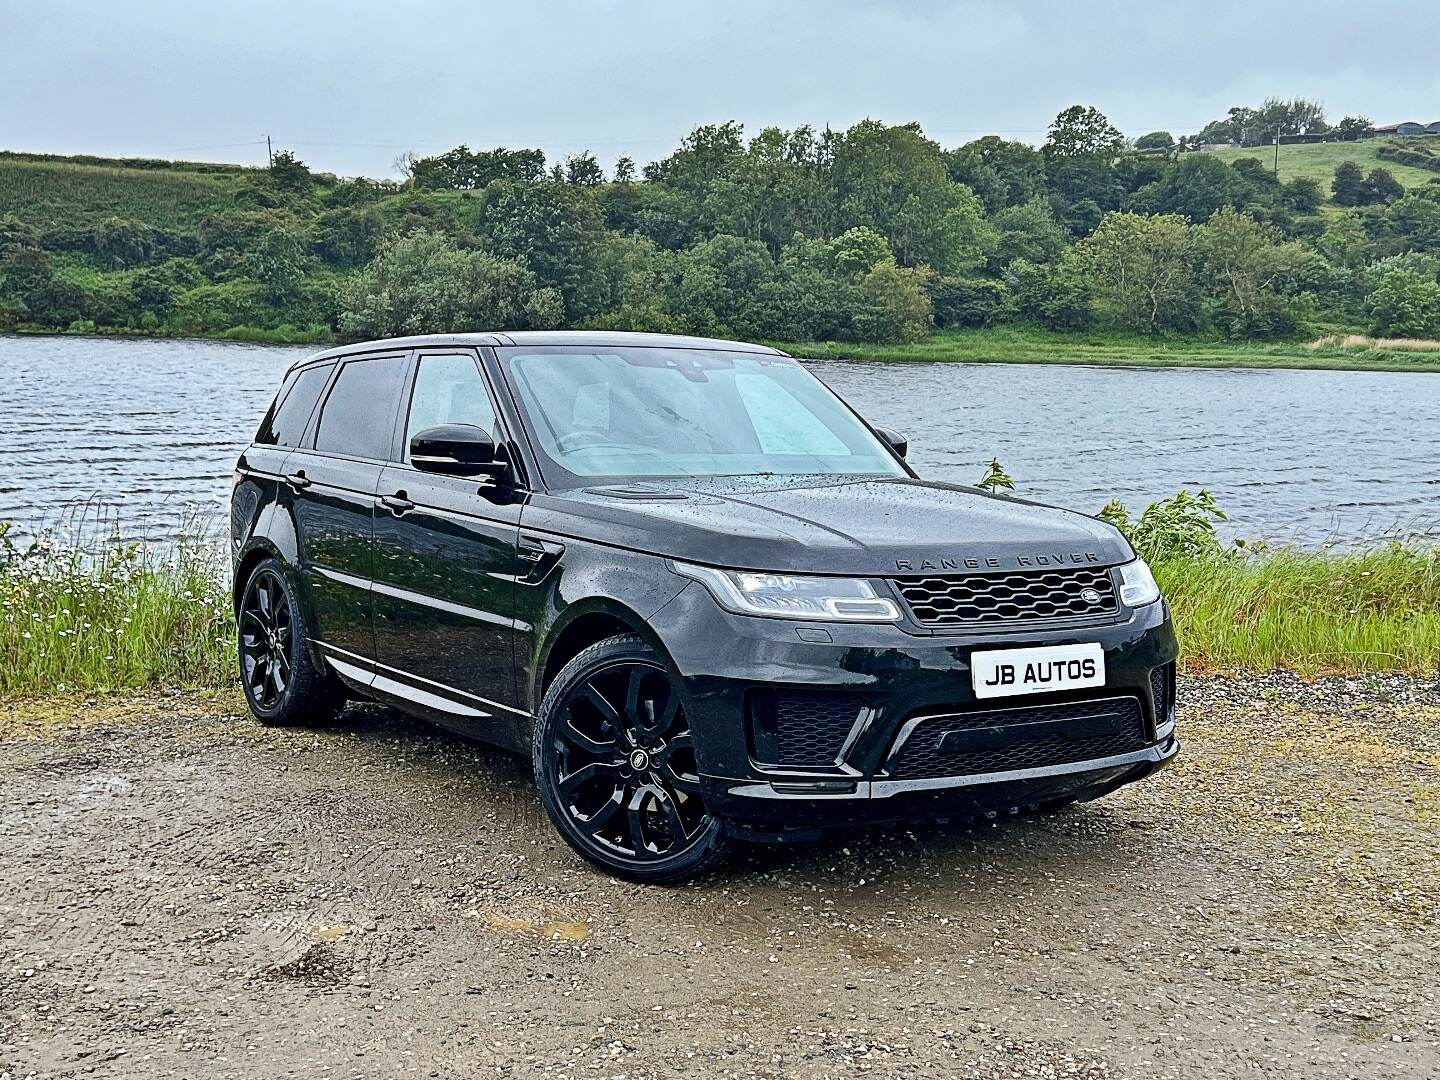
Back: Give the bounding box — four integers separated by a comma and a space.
895, 551, 1104, 573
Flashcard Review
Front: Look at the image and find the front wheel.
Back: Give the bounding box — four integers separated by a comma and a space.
533, 635, 732, 884
237, 557, 344, 726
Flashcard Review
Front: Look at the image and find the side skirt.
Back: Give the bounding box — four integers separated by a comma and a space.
315, 640, 533, 753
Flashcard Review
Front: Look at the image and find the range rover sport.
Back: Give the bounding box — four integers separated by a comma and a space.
231, 331, 1179, 882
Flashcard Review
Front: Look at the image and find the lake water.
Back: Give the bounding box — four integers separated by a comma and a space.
2, 334, 1436, 547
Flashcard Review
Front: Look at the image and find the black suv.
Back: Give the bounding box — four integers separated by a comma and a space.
232, 332, 1178, 882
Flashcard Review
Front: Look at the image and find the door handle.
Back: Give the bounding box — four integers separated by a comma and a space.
380, 493, 415, 514
283, 470, 311, 490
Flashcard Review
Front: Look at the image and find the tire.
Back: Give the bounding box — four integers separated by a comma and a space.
237, 557, 345, 726
533, 634, 733, 884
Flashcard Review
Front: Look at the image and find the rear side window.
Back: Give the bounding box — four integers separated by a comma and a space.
314, 355, 409, 460
256, 363, 334, 447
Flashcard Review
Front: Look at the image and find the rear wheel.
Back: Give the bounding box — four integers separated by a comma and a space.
237, 557, 344, 726
533, 635, 732, 883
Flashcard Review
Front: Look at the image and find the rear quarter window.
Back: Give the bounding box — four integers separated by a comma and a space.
255, 363, 334, 447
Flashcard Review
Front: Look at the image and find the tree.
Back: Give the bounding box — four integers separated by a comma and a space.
1008, 256, 1093, 329
1134, 131, 1176, 153
1192, 208, 1308, 337
1361, 168, 1405, 206
1132, 155, 1248, 223
854, 260, 933, 344
1074, 212, 1195, 332
990, 198, 1068, 267
1281, 177, 1324, 215
1043, 106, 1125, 159
268, 150, 314, 195
338, 231, 562, 337
1367, 268, 1440, 337
612, 156, 636, 184
562, 151, 605, 186
830, 119, 995, 272
475, 181, 610, 317
1334, 116, 1375, 141
943, 136, 1046, 212
1332, 161, 1366, 207
1384, 193, 1440, 252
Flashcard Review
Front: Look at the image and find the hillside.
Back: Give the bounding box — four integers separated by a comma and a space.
1201, 136, 1440, 191
1, 117, 1438, 356
0, 152, 255, 231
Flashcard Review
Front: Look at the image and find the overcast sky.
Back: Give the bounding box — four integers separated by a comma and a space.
4, 0, 1438, 177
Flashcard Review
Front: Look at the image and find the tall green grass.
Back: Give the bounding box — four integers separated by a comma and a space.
0, 521, 232, 695
1155, 545, 1440, 674
0, 521, 1435, 697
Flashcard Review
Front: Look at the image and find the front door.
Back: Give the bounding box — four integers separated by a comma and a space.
371, 349, 524, 714
287, 352, 410, 661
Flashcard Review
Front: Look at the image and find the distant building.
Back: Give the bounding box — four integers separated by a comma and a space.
1375, 122, 1433, 136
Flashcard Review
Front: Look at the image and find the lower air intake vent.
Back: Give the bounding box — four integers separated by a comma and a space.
888, 696, 1147, 780
750, 689, 863, 768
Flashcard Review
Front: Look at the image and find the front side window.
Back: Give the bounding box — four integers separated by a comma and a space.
498, 347, 905, 486
256, 362, 333, 447
403, 353, 498, 459
314, 355, 409, 460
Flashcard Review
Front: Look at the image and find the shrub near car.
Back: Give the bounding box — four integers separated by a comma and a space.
232, 332, 1178, 882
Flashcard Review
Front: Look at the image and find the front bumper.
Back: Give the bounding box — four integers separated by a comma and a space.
651, 581, 1180, 836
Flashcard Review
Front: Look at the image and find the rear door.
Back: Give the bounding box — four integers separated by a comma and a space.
372, 348, 525, 715
284, 351, 411, 662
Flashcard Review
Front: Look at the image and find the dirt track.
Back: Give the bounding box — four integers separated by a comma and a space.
2, 674, 1437, 1079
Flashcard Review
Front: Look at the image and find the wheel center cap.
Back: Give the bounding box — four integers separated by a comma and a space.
628, 748, 652, 771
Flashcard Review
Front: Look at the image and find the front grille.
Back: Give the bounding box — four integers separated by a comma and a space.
887, 696, 1147, 780
750, 690, 863, 768
892, 566, 1119, 629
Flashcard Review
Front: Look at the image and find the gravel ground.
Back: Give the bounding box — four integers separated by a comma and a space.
1, 673, 1437, 1079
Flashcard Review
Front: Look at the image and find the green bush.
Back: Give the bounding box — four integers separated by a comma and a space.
1367, 268, 1440, 337
930, 276, 1012, 328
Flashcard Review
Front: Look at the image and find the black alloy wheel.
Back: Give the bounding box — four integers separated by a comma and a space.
534, 635, 731, 882
239, 568, 293, 710
237, 557, 343, 726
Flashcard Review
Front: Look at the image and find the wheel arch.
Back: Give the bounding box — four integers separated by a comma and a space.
533, 598, 676, 710
232, 539, 287, 617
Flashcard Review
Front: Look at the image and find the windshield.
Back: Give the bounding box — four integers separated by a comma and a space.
497, 346, 906, 486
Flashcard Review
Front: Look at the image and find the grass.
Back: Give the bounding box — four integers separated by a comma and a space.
782, 326, 1440, 373
0, 155, 242, 231
1199, 136, 1440, 190
0, 520, 233, 695
2, 516, 1436, 698
1155, 545, 1440, 675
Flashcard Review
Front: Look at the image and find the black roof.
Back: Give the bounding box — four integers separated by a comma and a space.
291, 330, 787, 373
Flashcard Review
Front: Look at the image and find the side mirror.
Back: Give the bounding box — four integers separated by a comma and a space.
875, 426, 908, 459
410, 424, 507, 478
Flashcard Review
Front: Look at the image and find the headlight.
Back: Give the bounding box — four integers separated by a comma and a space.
671, 562, 901, 622
1117, 558, 1162, 607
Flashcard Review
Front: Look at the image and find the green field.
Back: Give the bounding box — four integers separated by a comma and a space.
782, 326, 1440, 373
1201, 136, 1440, 191
0, 153, 248, 230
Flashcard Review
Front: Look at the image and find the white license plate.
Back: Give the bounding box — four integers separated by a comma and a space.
971, 643, 1105, 700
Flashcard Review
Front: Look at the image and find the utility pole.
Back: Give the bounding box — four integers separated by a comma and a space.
265, 135, 273, 168
1273, 133, 1279, 176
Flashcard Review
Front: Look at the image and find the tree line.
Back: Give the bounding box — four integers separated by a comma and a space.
3, 102, 1440, 345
